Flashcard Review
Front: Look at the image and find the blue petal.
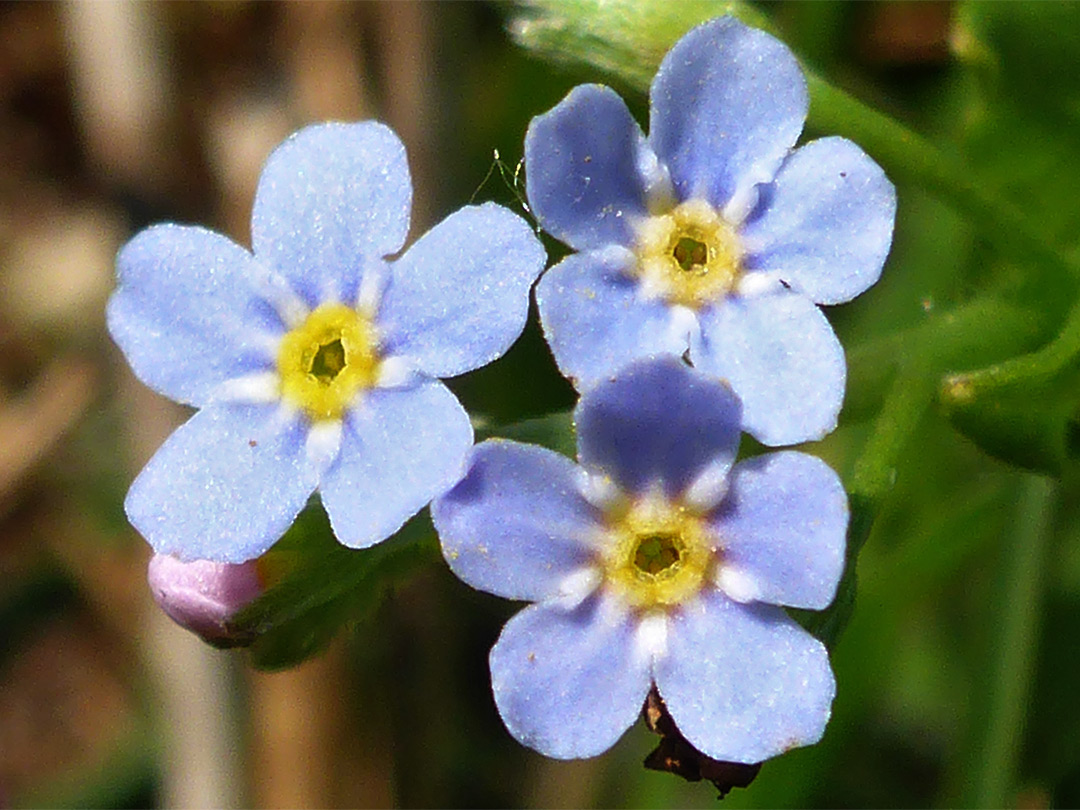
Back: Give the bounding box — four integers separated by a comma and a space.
649, 17, 807, 212
575, 358, 741, 499
525, 84, 651, 251
714, 452, 847, 610
251, 122, 412, 307
320, 379, 473, 549
126, 404, 317, 564
742, 137, 896, 305
107, 225, 278, 407
692, 291, 845, 446
655, 591, 835, 763
536, 248, 690, 391
379, 203, 546, 378
432, 440, 598, 602
490, 597, 650, 759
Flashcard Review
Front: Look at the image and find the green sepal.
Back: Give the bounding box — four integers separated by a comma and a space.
942, 373, 1080, 478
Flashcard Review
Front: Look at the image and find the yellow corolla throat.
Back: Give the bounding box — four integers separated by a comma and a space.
599, 492, 716, 610
633, 198, 743, 309
276, 303, 380, 422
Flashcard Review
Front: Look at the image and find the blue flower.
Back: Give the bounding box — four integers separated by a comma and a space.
432, 357, 848, 763
526, 16, 896, 446
109, 122, 546, 563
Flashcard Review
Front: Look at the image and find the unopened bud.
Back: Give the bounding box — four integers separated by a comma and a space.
147, 553, 264, 647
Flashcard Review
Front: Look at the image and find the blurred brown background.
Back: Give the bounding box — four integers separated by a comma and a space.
0, 3, 498, 806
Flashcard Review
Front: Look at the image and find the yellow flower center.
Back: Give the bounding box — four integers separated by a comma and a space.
633, 198, 743, 309
276, 303, 380, 422
599, 491, 716, 609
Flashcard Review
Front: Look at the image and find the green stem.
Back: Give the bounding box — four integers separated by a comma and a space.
964, 474, 1052, 808
943, 295, 1080, 403
810, 360, 936, 646
848, 364, 936, 511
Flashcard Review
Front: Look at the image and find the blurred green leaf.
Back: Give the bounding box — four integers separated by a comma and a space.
234, 501, 439, 671
961, 474, 1053, 808
845, 293, 1051, 425
933, 2, 1080, 467
477, 408, 576, 457
957, 2, 1080, 125
1023, 595, 1080, 799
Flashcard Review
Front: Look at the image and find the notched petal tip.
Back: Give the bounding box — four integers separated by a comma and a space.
378, 202, 546, 379
251, 120, 414, 307
575, 357, 742, 497
649, 15, 808, 213
525, 83, 651, 251
742, 136, 897, 306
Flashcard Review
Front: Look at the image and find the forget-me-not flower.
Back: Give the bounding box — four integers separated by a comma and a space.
109, 122, 546, 563
432, 357, 848, 763
526, 16, 896, 446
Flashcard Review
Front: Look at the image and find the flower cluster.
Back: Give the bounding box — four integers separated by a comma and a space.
432, 15, 892, 764
109, 14, 893, 773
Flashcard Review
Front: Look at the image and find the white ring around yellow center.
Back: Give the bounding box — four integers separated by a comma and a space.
598, 490, 717, 610
276, 303, 380, 422
633, 198, 743, 309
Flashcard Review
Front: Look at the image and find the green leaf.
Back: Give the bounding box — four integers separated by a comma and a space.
233, 501, 439, 671
476, 408, 576, 457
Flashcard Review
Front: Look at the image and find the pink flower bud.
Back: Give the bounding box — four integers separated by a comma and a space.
147, 553, 264, 647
